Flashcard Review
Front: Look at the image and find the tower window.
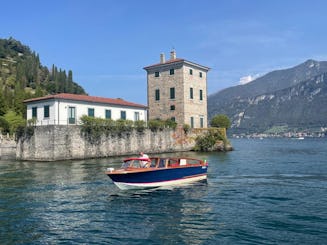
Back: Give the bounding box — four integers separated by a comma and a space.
170, 69, 175, 75
155, 89, 160, 101
155, 71, 160, 77
200, 89, 203, 101
189, 69, 193, 75
199, 72, 203, 78
170, 105, 175, 111
200, 117, 204, 128
190, 87, 193, 99
170, 87, 175, 99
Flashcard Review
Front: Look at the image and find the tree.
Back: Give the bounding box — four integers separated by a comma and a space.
0, 116, 10, 134
3, 110, 25, 134
210, 114, 231, 129
0, 93, 8, 116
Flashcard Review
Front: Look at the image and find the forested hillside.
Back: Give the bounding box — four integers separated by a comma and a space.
0, 37, 86, 134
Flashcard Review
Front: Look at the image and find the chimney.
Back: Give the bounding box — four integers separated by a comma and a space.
170, 49, 176, 60
160, 53, 165, 63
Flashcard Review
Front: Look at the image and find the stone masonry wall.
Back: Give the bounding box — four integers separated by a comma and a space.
16, 125, 200, 161
0, 137, 16, 160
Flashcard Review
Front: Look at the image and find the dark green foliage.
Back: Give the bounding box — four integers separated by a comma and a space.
0, 116, 10, 133
80, 116, 139, 144
210, 114, 231, 129
183, 124, 191, 134
134, 120, 146, 132
148, 119, 179, 131
148, 119, 165, 131
194, 129, 226, 152
116, 119, 134, 134
165, 119, 177, 129
0, 37, 86, 126
194, 133, 217, 152
3, 110, 25, 134
80, 116, 104, 144
80, 117, 179, 144
15, 124, 34, 142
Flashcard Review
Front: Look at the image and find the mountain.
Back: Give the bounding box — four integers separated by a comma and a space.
0, 37, 86, 117
208, 60, 327, 135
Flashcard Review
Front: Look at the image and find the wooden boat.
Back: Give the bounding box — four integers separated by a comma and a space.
105, 157, 208, 190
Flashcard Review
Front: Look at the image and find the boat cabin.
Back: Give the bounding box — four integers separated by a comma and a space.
121, 157, 205, 169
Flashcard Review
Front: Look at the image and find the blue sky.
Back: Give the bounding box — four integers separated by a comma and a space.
1, 0, 327, 105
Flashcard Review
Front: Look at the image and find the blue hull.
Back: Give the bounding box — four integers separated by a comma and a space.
108, 165, 207, 184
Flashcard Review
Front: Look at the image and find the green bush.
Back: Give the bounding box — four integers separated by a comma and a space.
183, 124, 191, 134
80, 117, 181, 144
134, 120, 146, 132
103, 119, 117, 135
210, 114, 231, 129
116, 119, 134, 134
0, 116, 10, 134
15, 125, 35, 142
194, 129, 226, 152
80, 115, 104, 143
165, 119, 177, 129
3, 110, 26, 134
194, 133, 217, 151
148, 119, 165, 131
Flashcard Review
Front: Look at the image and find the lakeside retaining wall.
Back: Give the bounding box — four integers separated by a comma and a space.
0, 137, 16, 160
16, 125, 204, 161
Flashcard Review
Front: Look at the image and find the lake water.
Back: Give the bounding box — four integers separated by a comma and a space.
1, 138, 326, 244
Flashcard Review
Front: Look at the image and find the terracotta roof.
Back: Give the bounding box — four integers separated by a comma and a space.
143, 58, 210, 71
24, 93, 147, 108
143, 58, 184, 69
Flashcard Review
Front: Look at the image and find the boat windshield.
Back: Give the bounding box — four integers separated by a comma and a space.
121, 159, 149, 168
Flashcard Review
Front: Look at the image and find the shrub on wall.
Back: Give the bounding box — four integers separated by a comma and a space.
194, 128, 227, 152
165, 119, 177, 129
80, 117, 148, 143
134, 120, 146, 132
80, 115, 104, 143
116, 119, 134, 134
15, 125, 34, 142
183, 124, 191, 134
103, 119, 117, 135
148, 119, 165, 131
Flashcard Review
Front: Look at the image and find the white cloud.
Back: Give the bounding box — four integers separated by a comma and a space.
239, 74, 260, 85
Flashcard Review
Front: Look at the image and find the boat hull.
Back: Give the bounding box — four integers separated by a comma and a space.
107, 165, 208, 190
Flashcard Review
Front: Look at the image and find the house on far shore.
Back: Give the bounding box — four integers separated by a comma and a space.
24, 93, 147, 126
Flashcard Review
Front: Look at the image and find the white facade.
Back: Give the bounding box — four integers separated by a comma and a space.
25, 94, 147, 126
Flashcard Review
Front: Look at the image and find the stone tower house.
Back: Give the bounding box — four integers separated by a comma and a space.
143, 50, 210, 128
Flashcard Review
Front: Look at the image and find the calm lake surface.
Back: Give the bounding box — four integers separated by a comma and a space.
1, 138, 327, 244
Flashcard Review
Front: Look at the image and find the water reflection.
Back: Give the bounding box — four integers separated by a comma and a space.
104, 181, 217, 244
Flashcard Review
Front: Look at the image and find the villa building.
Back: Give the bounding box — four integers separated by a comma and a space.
24, 93, 147, 126
144, 50, 210, 128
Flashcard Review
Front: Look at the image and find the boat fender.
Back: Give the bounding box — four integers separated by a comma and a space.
106, 167, 115, 172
